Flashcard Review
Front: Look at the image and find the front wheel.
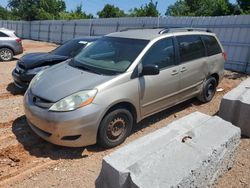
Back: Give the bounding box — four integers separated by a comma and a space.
0, 48, 13, 61
98, 108, 133, 148
197, 77, 217, 103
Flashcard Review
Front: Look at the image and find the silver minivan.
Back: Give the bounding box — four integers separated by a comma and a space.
24, 28, 225, 148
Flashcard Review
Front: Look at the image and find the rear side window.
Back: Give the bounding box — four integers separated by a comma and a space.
201, 35, 222, 56
142, 38, 175, 69
0, 32, 9, 37
177, 35, 206, 63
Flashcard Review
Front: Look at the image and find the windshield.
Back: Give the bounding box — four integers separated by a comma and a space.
51, 40, 87, 57
72, 37, 149, 74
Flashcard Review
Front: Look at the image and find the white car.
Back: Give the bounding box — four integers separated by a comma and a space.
0, 28, 23, 61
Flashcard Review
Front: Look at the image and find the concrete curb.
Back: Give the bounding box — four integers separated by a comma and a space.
219, 77, 250, 137
96, 112, 241, 188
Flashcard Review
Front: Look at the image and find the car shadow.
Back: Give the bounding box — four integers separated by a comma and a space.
0, 57, 19, 62
12, 57, 19, 61
132, 98, 201, 133
12, 116, 88, 160
224, 72, 248, 80
6, 83, 25, 95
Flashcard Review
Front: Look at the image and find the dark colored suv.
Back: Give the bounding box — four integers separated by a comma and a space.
12, 37, 99, 90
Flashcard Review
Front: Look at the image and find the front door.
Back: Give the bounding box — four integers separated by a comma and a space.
139, 37, 181, 117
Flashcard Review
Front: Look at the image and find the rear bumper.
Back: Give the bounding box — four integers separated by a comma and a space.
13, 43, 23, 55
12, 69, 34, 90
24, 90, 104, 147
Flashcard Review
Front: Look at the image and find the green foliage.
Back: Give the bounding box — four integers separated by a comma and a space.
166, 0, 236, 16
166, 1, 191, 16
8, 0, 66, 20
97, 4, 126, 18
130, 0, 159, 17
237, 0, 250, 14
60, 4, 94, 20
0, 6, 11, 19
0, 0, 248, 21
7, 0, 93, 20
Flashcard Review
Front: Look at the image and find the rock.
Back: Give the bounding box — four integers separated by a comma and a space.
219, 78, 250, 137
96, 112, 241, 188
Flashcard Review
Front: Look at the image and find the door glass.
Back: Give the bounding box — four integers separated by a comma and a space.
142, 38, 175, 69
177, 35, 206, 63
201, 35, 222, 56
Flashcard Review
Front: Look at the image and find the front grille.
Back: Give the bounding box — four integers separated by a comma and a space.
29, 91, 54, 109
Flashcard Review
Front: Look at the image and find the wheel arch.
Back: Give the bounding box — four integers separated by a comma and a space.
209, 73, 219, 86
102, 101, 138, 124
0, 45, 15, 53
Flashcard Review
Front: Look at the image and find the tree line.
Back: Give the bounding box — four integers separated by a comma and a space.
0, 0, 249, 21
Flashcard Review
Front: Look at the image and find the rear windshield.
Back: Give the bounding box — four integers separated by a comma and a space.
51, 40, 87, 57
72, 37, 149, 75
201, 35, 222, 56
0, 31, 9, 37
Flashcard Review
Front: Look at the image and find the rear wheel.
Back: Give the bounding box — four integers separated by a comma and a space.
197, 77, 217, 103
98, 108, 133, 148
0, 48, 13, 61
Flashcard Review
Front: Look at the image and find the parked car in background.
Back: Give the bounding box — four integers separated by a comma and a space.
24, 28, 225, 148
0, 28, 23, 61
12, 37, 100, 90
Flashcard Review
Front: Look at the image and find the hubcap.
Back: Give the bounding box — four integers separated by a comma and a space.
107, 117, 126, 140
206, 83, 214, 98
0, 50, 12, 61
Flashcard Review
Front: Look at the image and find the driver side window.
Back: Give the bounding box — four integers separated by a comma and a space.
142, 38, 175, 70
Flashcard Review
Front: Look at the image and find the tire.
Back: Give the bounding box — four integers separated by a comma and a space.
197, 77, 217, 103
0, 48, 13, 61
98, 108, 133, 148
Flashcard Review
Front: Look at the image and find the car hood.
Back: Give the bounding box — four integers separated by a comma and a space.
19, 52, 68, 69
31, 62, 115, 102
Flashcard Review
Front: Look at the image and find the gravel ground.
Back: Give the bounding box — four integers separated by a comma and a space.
0, 40, 249, 188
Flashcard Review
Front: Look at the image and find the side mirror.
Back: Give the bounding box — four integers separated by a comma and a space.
141, 64, 160, 76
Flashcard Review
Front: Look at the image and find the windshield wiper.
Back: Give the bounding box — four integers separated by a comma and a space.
70, 61, 102, 75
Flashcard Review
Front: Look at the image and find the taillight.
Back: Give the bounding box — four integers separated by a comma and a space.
222, 52, 227, 61
16, 38, 22, 43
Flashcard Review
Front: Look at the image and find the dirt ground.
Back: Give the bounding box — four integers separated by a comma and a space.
0, 40, 249, 188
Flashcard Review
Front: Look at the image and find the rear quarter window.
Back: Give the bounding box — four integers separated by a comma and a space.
0, 31, 9, 37
201, 35, 222, 56
176, 35, 206, 63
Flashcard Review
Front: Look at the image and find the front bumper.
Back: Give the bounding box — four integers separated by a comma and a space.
24, 90, 104, 147
12, 69, 34, 90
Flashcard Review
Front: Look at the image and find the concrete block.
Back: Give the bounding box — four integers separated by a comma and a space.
219, 78, 250, 137
96, 112, 241, 188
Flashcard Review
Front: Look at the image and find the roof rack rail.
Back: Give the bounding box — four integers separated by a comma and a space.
159, 27, 212, 34
120, 27, 163, 32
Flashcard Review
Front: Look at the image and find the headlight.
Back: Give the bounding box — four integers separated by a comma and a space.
28, 69, 46, 89
26, 66, 50, 75
49, 89, 97, 112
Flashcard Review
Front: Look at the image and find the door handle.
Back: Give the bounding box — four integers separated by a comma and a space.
180, 67, 187, 72
171, 70, 179, 75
